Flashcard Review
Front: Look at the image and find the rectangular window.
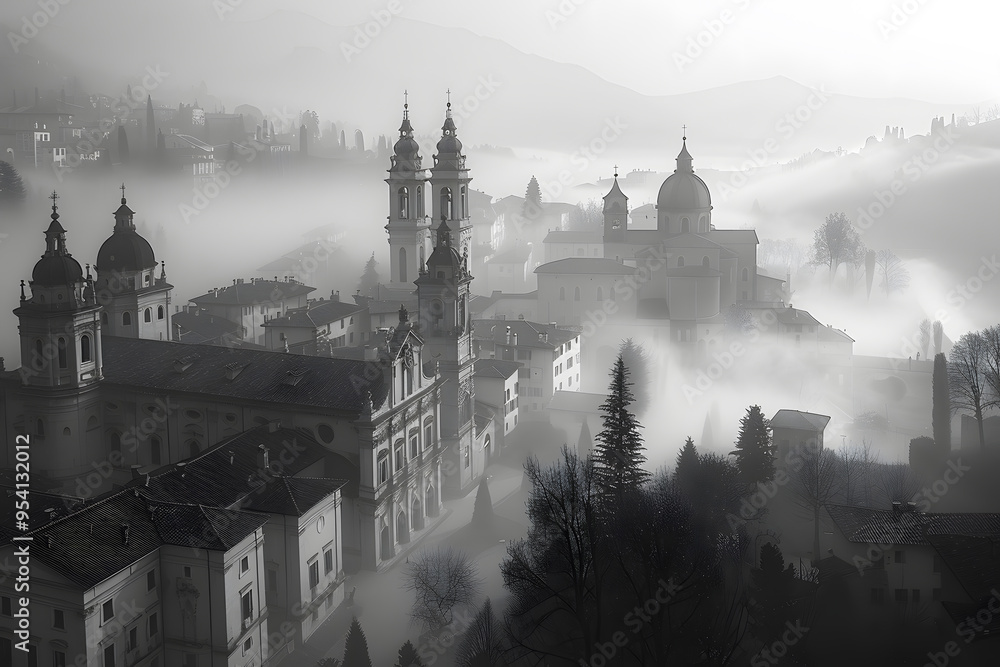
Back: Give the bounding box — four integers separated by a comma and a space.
240, 556, 249, 575
266, 569, 277, 595
410, 434, 419, 458
104, 645, 116, 667
243, 638, 253, 655
184, 566, 192, 578
147, 569, 156, 592
871, 588, 884, 604
53, 650, 66, 667
394, 441, 404, 471
464, 444, 470, 468
102, 600, 115, 624
53, 608, 64, 629
894, 550, 905, 564
324, 548, 334, 575
149, 612, 158, 638
378, 454, 389, 485
425, 424, 433, 449
241, 590, 253, 625
128, 627, 138, 651
309, 560, 319, 590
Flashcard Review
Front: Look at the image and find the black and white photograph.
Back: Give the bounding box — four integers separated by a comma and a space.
1, 1, 1000, 665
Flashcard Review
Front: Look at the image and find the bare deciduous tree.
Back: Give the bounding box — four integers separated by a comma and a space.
789, 447, 842, 561
875, 249, 910, 296
949, 331, 992, 450
456, 598, 508, 667
404, 547, 481, 633
875, 462, 921, 506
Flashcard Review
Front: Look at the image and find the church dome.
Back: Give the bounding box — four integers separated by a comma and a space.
393, 116, 420, 159
31, 199, 84, 287
436, 112, 463, 154
426, 220, 463, 271
96, 196, 157, 273
656, 138, 712, 212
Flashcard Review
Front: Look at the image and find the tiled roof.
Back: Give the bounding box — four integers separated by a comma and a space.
172, 311, 241, 344
534, 258, 637, 275
243, 477, 346, 517
770, 409, 830, 432
262, 299, 366, 329
827, 504, 1000, 547
190, 279, 314, 305
819, 326, 855, 343
773, 308, 822, 326
474, 358, 522, 379
100, 336, 387, 413
23, 490, 268, 589
473, 319, 579, 349
926, 533, 1000, 602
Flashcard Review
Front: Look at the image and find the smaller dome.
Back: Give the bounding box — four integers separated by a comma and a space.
436, 113, 462, 154
96, 196, 157, 273
426, 219, 464, 273
394, 135, 420, 158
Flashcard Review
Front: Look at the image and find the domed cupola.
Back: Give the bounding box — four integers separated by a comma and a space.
424, 218, 467, 282
96, 184, 157, 274
391, 94, 423, 174
656, 134, 713, 234
31, 197, 85, 290
433, 96, 465, 171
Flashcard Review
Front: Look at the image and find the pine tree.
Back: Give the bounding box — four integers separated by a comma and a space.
0, 160, 27, 207
731, 405, 774, 486
594, 355, 649, 504
618, 338, 651, 416
522, 176, 541, 219
471, 476, 494, 529
576, 419, 593, 454
932, 352, 951, 452
358, 253, 379, 296
673, 436, 699, 496
342, 617, 373, 667
394, 640, 424, 667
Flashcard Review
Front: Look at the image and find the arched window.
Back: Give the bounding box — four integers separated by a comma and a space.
188, 440, 201, 458
574, 287, 581, 301
559, 287, 566, 301
57, 337, 67, 369
34, 339, 43, 361
144, 274, 151, 285
458, 295, 466, 332
416, 186, 423, 216
63, 427, 71, 436
677, 256, 685, 268
681, 218, 690, 233
81, 335, 91, 363
742, 268, 750, 281
399, 247, 407, 283
157, 305, 164, 320
576, 248, 584, 256
440, 187, 453, 219
122, 311, 132, 327
144, 308, 152, 323
596, 286, 604, 301
460, 186, 467, 218
150, 435, 162, 465
398, 186, 409, 218
108, 430, 121, 452
702, 256, 710, 268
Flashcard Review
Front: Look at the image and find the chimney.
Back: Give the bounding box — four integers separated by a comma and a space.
331, 290, 340, 302
259, 444, 270, 468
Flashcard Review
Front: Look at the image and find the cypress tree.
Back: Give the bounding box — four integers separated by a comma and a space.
594, 354, 649, 504
932, 352, 951, 452
394, 640, 424, 667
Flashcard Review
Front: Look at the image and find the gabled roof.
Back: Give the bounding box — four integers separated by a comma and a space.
819, 325, 855, 343
474, 358, 522, 379
473, 319, 579, 349
172, 310, 241, 344
773, 308, 822, 326
100, 336, 387, 413
190, 279, 314, 305
827, 504, 1000, 547
262, 299, 365, 329
534, 258, 637, 275
769, 409, 830, 432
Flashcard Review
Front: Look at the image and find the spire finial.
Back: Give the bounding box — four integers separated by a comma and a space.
120, 182, 126, 204
446, 88, 452, 117
403, 89, 409, 119
682, 124, 687, 141
614, 164, 619, 179
49, 191, 59, 221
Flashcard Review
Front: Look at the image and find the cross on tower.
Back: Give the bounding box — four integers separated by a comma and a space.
403, 89, 409, 119
614, 164, 619, 178
446, 88, 451, 108
120, 183, 126, 199
682, 124, 687, 140
49, 191, 59, 206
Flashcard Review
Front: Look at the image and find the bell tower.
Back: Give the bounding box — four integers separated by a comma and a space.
13, 192, 106, 488
602, 167, 628, 244
429, 92, 473, 267
415, 216, 478, 495
95, 185, 172, 339
385, 93, 432, 290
